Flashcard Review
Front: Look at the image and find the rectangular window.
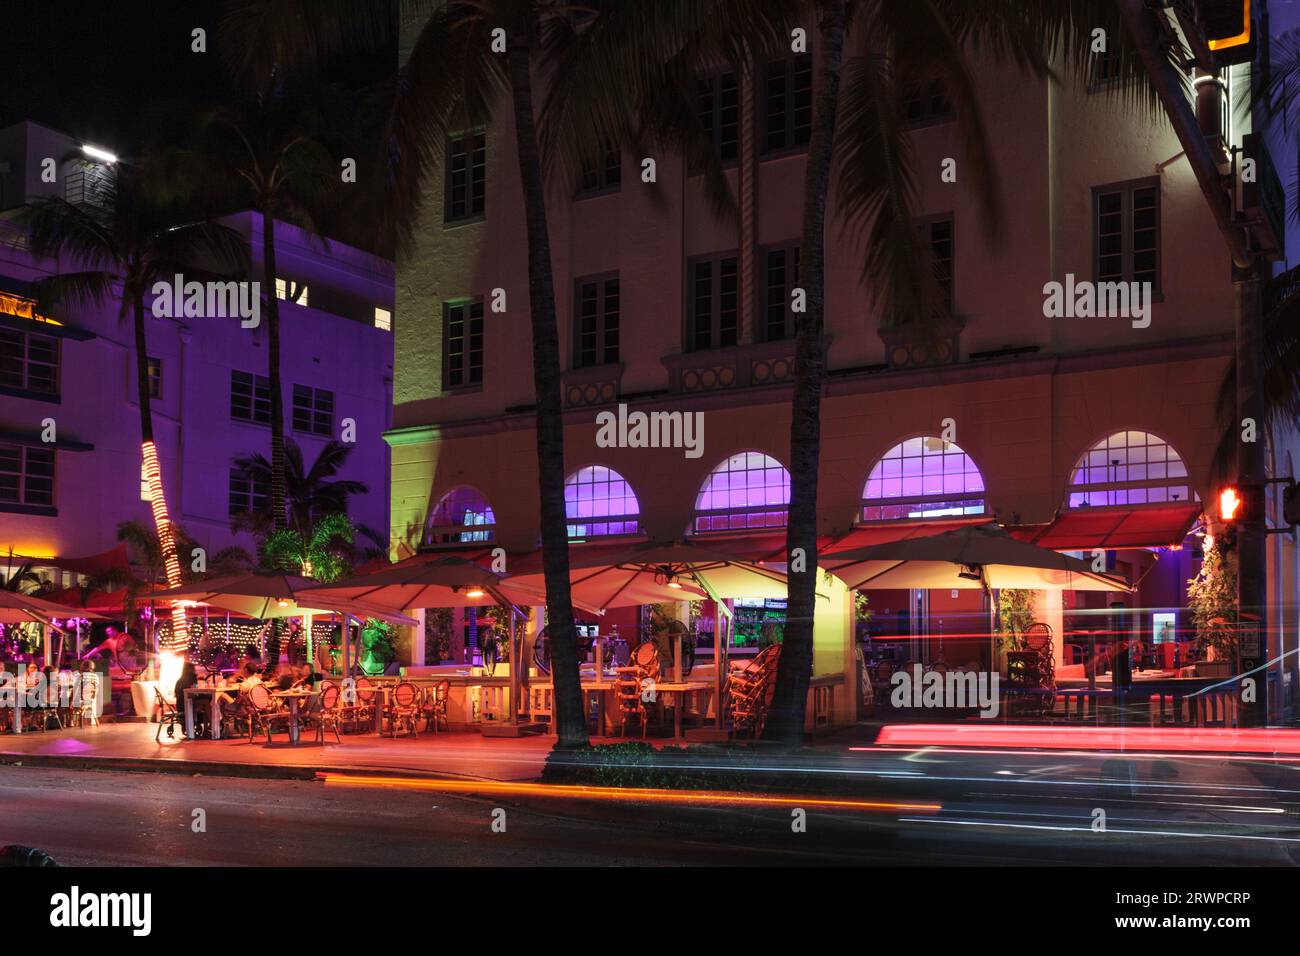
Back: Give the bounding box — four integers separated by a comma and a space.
275, 278, 308, 306
292, 384, 334, 437
696, 71, 739, 165
903, 79, 954, 127
443, 299, 485, 389
0, 326, 59, 395
687, 253, 739, 351
762, 55, 813, 153
578, 140, 621, 194
445, 131, 487, 222
923, 217, 955, 317
230, 370, 272, 425
228, 466, 269, 518
1094, 181, 1160, 292
574, 274, 620, 368
761, 244, 801, 342
374, 307, 392, 331
146, 356, 162, 399
0, 444, 54, 508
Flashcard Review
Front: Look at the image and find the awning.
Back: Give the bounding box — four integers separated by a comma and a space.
10, 543, 129, 576
1008, 504, 1201, 551
698, 532, 834, 563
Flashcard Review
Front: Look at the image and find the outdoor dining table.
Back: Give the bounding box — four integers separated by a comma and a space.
645, 680, 712, 740
183, 685, 229, 740
270, 689, 316, 744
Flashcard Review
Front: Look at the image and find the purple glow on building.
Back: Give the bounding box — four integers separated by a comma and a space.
693, 451, 789, 533
565, 465, 640, 538
1067, 430, 1193, 508
426, 486, 495, 543
861, 436, 985, 521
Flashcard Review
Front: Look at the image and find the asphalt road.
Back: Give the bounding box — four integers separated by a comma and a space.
3, 743, 1300, 866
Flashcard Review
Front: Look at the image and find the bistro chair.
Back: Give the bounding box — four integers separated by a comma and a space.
246, 683, 292, 744
78, 676, 99, 728
301, 683, 344, 743
727, 645, 781, 738
387, 681, 421, 738
154, 688, 181, 742
339, 677, 377, 732
422, 680, 451, 734
614, 641, 662, 737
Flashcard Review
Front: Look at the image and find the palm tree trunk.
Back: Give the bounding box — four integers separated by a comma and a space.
263, 210, 288, 534
133, 292, 188, 655
764, 1, 847, 745
508, 37, 588, 748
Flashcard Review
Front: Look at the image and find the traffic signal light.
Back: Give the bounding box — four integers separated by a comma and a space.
1218, 486, 1241, 522
1217, 483, 1265, 524
1203, 0, 1254, 66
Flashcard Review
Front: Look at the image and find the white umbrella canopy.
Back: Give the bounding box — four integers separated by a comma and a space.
147, 573, 418, 625
821, 523, 1130, 592
505, 541, 793, 609
0, 591, 107, 624
298, 557, 546, 615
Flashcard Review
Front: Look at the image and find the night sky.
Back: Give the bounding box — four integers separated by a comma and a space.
2, 1, 391, 152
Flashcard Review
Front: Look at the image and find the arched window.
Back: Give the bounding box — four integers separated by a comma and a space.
861, 436, 985, 521
1067, 430, 1194, 508
425, 487, 495, 544
694, 451, 790, 533
565, 465, 641, 538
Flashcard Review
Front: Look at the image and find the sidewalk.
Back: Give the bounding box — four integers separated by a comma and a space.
0, 722, 565, 782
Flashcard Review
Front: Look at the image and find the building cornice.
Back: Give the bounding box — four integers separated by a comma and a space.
392, 333, 1234, 444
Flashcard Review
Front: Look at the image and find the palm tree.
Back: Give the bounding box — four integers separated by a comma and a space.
263, 512, 358, 584
232, 438, 370, 536
1, 555, 42, 595
190, 91, 339, 536
218, 0, 617, 747
16, 160, 248, 659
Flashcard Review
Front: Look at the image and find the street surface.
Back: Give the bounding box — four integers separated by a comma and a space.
3, 742, 1299, 865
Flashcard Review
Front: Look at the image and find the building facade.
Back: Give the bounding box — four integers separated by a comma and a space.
0, 121, 395, 587
386, 23, 1295, 712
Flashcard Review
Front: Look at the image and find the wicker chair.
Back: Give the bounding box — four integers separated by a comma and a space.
338, 676, 377, 732
246, 683, 292, 744
307, 683, 344, 743
78, 676, 100, 727
421, 680, 450, 734
727, 644, 781, 737
154, 688, 181, 742
387, 681, 421, 738
614, 642, 662, 737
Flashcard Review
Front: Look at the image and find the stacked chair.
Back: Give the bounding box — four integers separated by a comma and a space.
727, 644, 782, 738
614, 641, 662, 737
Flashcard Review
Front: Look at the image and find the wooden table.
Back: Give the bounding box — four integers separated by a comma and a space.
646, 680, 712, 739
270, 689, 316, 744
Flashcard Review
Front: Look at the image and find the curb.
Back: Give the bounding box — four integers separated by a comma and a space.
0, 751, 494, 784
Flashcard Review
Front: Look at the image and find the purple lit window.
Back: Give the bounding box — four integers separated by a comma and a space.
1067, 430, 1194, 508
426, 487, 495, 544
565, 466, 640, 539
861, 437, 985, 521
693, 451, 790, 533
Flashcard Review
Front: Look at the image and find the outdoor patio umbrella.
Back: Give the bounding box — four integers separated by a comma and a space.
0, 592, 106, 669
0, 591, 107, 624
503, 540, 796, 610
146, 574, 418, 625
300, 557, 552, 724
819, 522, 1130, 592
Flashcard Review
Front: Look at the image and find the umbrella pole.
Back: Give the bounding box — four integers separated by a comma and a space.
714, 601, 722, 730
508, 610, 518, 725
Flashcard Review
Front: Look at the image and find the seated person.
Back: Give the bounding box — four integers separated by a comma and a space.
290, 662, 318, 690
217, 661, 264, 711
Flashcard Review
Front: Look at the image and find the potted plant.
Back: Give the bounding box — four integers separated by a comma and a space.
1187, 530, 1238, 675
